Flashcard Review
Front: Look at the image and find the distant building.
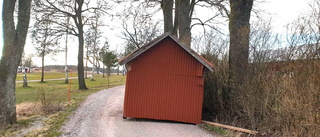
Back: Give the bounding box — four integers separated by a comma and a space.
44, 65, 78, 72
17, 66, 31, 73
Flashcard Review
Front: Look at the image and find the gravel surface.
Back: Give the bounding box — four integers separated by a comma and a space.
60, 85, 215, 137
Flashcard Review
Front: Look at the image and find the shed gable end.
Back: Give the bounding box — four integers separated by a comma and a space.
119, 33, 214, 72
128, 37, 203, 76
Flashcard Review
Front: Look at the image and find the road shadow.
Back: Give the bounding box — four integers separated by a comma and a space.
123, 117, 195, 125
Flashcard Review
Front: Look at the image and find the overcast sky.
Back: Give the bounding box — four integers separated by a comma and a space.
0, 0, 313, 66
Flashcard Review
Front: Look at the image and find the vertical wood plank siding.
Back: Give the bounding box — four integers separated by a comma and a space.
123, 37, 205, 124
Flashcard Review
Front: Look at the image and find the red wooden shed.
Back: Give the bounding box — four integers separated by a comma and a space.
119, 33, 214, 124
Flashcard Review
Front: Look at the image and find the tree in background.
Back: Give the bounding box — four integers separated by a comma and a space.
85, 26, 99, 81
33, 0, 110, 90
64, 17, 71, 83
160, 0, 195, 47
117, 0, 227, 51
22, 54, 34, 68
99, 41, 109, 78
160, 0, 228, 47
115, 50, 122, 75
19, 53, 34, 68
85, 9, 104, 78
21, 65, 28, 87
161, 0, 175, 34
102, 50, 117, 86
0, 0, 32, 129
20, 53, 35, 87
118, 2, 161, 55
228, 0, 253, 95
31, 16, 62, 83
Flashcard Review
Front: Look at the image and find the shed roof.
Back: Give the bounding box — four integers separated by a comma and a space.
119, 33, 214, 71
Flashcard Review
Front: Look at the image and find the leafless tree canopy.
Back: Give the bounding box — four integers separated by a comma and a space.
31, 16, 62, 82
116, 2, 161, 55
33, 0, 111, 90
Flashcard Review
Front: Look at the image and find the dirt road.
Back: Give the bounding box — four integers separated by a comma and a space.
60, 85, 215, 137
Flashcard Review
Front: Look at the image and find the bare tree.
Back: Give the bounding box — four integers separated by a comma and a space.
160, 0, 228, 47
23, 54, 34, 68
85, 9, 104, 77
176, 0, 196, 47
161, 0, 174, 34
0, 0, 32, 129
249, 20, 281, 63
31, 16, 61, 83
159, 0, 196, 47
228, 0, 254, 94
99, 42, 109, 77
117, 0, 228, 48
117, 2, 161, 55
33, 0, 110, 90
101, 50, 117, 86
65, 17, 70, 83
283, 0, 320, 60
85, 27, 99, 81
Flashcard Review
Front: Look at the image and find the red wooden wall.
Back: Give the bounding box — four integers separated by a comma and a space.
123, 37, 205, 124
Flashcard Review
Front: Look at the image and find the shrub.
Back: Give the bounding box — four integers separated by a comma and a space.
203, 54, 320, 136
36, 88, 63, 114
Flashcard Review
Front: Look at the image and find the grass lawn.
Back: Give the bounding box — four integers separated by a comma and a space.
16, 72, 77, 81
1, 73, 126, 136
15, 72, 123, 104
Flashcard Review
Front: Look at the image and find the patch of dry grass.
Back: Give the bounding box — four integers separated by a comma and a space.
0, 74, 126, 136
16, 103, 41, 119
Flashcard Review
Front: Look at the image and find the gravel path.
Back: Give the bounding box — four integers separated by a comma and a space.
60, 85, 215, 137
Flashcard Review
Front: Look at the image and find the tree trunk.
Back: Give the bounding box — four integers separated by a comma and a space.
107, 66, 111, 76
107, 66, 110, 86
102, 64, 105, 77
161, 0, 173, 33
0, 0, 31, 129
96, 67, 100, 74
77, 28, 88, 90
41, 51, 45, 82
85, 54, 88, 79
117, 65, 119, 75
173, 1, 178, 35
65, 21, 69, 83
161, 0, 194, 47
40, 27, 48, 83
22, 65, 28, 87
95, 60, 100, 74
107, 74, 110, 87
75, 0, 88, 90
228, 0, 253, 94
85, 31, 89, 79
91, 58, 95, 81
176, 0, 195, 47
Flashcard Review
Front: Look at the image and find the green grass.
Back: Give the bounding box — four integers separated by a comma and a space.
1, 73, 126, 136
16, 72, 78, 81
15, 73, 124, 104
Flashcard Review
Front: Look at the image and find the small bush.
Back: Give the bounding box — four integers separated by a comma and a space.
203, 54, 320, 136
36, 88, 63, 114
202, 52, 230, 120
